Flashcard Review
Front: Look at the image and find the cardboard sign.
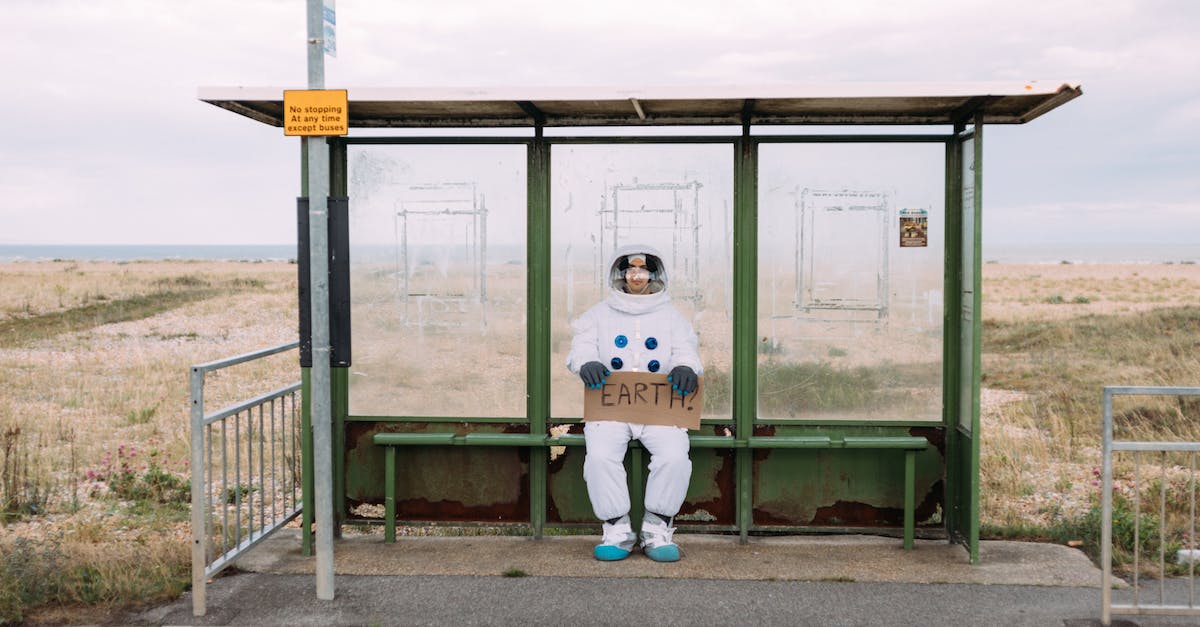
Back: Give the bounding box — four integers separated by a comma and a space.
583, 371, 703, 430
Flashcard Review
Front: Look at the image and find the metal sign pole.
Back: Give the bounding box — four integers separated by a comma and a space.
305, 0, 334, 601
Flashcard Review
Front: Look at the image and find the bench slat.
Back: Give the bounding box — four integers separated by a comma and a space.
842, 436, 928, 450
549, 435, 739, 448
463, 433, 547, 446
748, 436, 833, 449
688, 436, 738, 448
373, 433, 456, 446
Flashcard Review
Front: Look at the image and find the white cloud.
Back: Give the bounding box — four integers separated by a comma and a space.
1040, 45, 1124, 74
1, 0, 1198, 247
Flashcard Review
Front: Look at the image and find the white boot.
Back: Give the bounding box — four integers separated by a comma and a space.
594, 515, 636, 561
639, 515, 680, 562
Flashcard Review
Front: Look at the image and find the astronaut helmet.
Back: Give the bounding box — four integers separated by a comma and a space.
610, 250, 665, 295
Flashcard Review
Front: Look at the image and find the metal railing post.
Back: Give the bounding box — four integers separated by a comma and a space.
190, 366, 207, 617
1101, 387, 1114, 626
1102, 385, 1200, 624
188, 342, 302, 618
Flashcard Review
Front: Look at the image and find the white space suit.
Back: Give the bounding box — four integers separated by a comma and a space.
566, 244, 702, 561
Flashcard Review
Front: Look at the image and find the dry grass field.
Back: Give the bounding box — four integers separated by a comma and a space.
1, 257, 1198, 622
977, 262, 1200, 563
0, 260, 297, 623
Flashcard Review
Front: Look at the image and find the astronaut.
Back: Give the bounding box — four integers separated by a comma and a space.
566, 244, 701, 562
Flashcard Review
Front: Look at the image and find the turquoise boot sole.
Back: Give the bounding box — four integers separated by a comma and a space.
594, 545, 632, 561
644, 544, 680, 562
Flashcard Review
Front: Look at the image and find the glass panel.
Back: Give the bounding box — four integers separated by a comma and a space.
758, 143, 944, 421
960, 136, 976, 431
346, 145, 527, 417
550, 144, 734, 419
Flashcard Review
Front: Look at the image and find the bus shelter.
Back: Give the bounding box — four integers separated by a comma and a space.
201, 82, 1081, 565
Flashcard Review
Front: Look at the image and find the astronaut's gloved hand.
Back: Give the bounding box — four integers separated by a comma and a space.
579, 361, 610, 389
668, 365, 698, 396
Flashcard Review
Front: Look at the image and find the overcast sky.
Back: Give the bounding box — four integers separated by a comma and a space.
2, 0, 1197, 253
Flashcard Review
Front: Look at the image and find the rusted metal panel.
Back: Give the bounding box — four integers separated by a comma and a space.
346, 420, 941, 531
546, 423, 589, 523
678, 448, 737, 525
345, 422, 530, 522
751, 425, 943, 528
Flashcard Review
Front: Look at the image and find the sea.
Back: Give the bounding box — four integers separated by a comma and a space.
0, 242, 1196, 264
0, 244, 299, 263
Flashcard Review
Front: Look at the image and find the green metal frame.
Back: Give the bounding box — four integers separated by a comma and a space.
301, 127, 982, 559
733, 132, 757, 542
942, 117, 984, 563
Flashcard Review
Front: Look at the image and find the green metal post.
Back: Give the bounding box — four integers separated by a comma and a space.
733, 135, 758, 543
946, 115, 984, 564
332, 367, 347, 536
527, 133, 550, 539
299, 139, 314, 557
904, 449, 916, 550
330, 140, 348, 537
966, 114, 984, 564
384, 446, 396, 543
301, 367, 314, 556
943, 126, 963, 541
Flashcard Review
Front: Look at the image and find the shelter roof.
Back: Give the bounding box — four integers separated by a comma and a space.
198, 81, 1081, 128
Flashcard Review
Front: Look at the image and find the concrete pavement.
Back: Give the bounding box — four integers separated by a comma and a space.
130, 530, 1200, 626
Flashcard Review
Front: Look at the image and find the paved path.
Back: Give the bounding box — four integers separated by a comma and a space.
131, 531, 1200, 626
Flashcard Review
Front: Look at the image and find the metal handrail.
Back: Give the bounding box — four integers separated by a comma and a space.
204, 383, 302, 426
192, 341, 299, 373
190, 342, 302, 617
1102, 385, 1200, 625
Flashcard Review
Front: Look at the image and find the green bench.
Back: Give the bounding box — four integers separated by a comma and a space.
373, 431, 929, 548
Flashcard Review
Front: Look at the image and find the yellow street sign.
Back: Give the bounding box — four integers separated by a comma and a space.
283, 89, 349, 136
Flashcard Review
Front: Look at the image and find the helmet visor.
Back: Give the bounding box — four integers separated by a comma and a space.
611, 253, 663, 293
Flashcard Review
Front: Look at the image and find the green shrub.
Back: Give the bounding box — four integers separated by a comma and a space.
0, 535, 65, 623
225, 484, 258, 505
1, 425, 54, 523
991, 494, 1184, 574
151, 275, 210, 289
124, 407, 157, 425
87, 446, 188, 505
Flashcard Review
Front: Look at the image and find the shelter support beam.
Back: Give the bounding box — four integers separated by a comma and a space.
518, 101, 546, 127
964, 115, 984, 564
943, 124, 963, 549
527, 133, 551, 538
949, 96, 998, 127
629, 98, 646, 120
945, 115, 984, 564
733, 134, 758, 543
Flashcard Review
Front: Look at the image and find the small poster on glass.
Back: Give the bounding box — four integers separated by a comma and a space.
899, 208, 928, 248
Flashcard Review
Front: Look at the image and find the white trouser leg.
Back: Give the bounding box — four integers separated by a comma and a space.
634, 424, 692, 518
583, 421, 633, 521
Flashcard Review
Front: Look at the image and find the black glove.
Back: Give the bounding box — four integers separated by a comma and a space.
668, 365, 698, 396
579, 361, 610, 389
